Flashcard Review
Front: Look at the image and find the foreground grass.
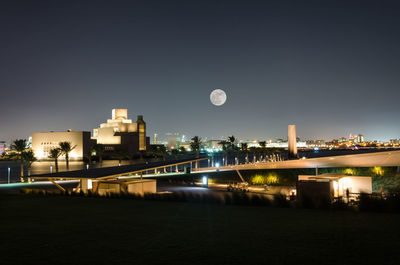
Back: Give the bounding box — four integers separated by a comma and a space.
1, 194, 400, 265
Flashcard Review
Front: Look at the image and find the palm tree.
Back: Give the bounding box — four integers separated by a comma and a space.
157, 145, 168, 161
171, 149, 179, 159
190, 136, 202, 169
218, 140, 229, 166
241, 143, 248, 163
11, 139, 27, 182
48, 148, 61, 172
179, 146, 186, 153
249, 146, 258, 163
259, 141, 266, 162
92, 144, 105, 164
21, 150, 37, 180
228, 135, 238, 165
59, 142, 76, 171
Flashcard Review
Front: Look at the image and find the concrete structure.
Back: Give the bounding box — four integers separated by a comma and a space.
298, 174, 372, 197
32, 131, 91, 160
288, 125, 297, 159
92, 109, 149, 156
197, 151, 400, 175
96, 179, 157, 196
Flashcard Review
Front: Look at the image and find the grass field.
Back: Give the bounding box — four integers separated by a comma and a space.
1, 194, 400, 265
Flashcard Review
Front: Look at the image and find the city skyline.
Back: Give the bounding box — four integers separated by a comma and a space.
1, 0, 400, 142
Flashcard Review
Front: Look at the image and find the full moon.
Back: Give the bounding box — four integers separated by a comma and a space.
210, 89, 227, 106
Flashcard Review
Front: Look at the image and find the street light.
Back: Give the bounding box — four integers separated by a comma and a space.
202, 176, 208, 188
7, 167, 10, 184
50, 165, 53, 174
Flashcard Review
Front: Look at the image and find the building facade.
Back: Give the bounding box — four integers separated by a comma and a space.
32, 131, 91, 160
91, 109, 149, 156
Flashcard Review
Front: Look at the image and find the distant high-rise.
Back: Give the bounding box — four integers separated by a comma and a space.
288, 125, 298, 159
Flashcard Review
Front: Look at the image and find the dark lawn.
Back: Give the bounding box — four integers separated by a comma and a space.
1, 194, 399, 265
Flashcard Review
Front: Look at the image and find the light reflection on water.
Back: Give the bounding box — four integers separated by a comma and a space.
0, 160, 138, 182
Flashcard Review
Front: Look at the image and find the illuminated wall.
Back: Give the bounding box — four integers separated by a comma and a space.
298, 174, 372, 197
32, 131, 91, 160
137, 115, 146, 151
288, 125, 297, 158
92, 109, 137, 145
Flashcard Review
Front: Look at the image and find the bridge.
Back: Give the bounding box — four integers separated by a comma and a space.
3, 151, 399, 193
26, 157, 208, 192
196, 150, 400, 172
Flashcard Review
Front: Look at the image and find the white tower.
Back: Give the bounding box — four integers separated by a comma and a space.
288, 125, 297, 159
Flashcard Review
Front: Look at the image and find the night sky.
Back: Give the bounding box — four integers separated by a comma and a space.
1, 0, 399, 143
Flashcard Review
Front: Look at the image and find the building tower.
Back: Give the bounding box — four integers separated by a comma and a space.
154, 133, 157, 144
288, 125, 298, 159
137, 115, 146, 151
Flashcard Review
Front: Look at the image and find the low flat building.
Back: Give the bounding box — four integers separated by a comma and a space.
297, 173, 372, 204
32, 131, 91, 160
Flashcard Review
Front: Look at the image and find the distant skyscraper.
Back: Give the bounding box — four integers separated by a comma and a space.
288, 125, 297, 159
354, 134, 365, 144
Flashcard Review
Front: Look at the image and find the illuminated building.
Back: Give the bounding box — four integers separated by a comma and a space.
92, 109, 149, 155
288, 125, 297, 159
168, 136, 180, 150
297, 174, 372, 202
0, 141, 6, 155
32, 131, 91, 160
354, 134, 365, 144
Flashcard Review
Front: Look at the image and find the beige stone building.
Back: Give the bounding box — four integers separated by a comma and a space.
32, 131, 91, 160
91, 109, 149, 155
31, 109, 149, 161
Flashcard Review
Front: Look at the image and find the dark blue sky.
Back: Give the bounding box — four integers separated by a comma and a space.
1, 0, 399, 143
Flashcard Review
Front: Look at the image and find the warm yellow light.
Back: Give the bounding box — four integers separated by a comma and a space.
372, 166, 384, 176
344, 168, 355, 175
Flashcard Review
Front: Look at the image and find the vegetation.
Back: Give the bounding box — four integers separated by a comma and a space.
241, 142, 249, 163
59, 141, 76, 170
148, 145, 168, 160
8, 140, 37, 181
1, 194, 400, 265
190, 136, 201, 168
10, 139, 27, 181
48, 148, 61, 172
170, 148, 179, 159
21, 150, 37, 178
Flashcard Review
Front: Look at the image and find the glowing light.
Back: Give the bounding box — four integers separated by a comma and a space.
215, 162, 220, 168
344, 168, 355, 175
202, 176, 208, 187
372, 166, 384, 176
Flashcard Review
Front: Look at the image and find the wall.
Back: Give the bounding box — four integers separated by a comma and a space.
32, 131, 90, 160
